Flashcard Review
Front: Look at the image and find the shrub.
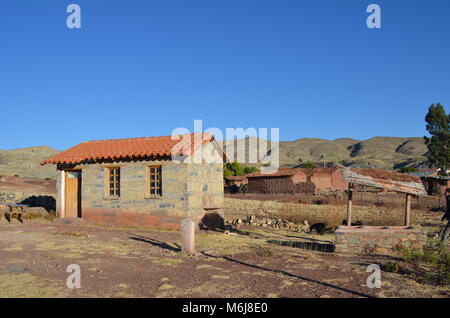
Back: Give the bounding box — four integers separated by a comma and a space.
299, 161, 316, 169
399, 167, 418, 173
243, 166, 258, 174
384, 262, 400, 273
397, 240, 450, 286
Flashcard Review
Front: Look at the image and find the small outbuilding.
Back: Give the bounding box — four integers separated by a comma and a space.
245, 167, 346, 194
245, 168, 315, 194
41, 133, 225, 230
335, 168, 428, 255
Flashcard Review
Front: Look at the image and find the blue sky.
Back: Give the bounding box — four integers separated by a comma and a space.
0, 0, 449, 150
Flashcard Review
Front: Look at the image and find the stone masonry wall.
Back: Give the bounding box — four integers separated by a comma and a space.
224, 198, 422, 227
334, 226, 427, 255
55, 149, 224, 229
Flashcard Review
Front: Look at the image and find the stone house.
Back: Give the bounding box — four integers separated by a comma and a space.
41, 133, 225, 230
246, 167, 346, 194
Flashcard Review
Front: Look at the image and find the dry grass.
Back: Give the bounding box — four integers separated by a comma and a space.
225, 194, 444, 228
22, 210, 56, 221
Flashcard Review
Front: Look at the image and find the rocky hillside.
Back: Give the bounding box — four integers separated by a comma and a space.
224, 136, 429, 169
0, 146, 60, 179
0, 137, 429, 179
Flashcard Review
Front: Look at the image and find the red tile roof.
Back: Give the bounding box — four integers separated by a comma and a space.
41, 133, 214, 165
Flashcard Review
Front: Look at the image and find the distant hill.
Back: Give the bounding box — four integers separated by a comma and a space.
0, 146, 60, 179
0, 137, 430, 179
224, 136, 429, 170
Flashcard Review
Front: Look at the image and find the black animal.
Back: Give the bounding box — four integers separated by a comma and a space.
309, 223, 329, 235
342, 219, 363, 226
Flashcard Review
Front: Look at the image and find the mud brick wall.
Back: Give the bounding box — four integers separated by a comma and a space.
247, 177, 315, 194
334, 226, 427, 255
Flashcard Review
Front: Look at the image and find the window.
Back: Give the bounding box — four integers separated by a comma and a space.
108, 167, 120, 197
148, 166, 162, 196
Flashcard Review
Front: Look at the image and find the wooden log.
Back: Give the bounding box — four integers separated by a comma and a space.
341, 167, 426, 195
405, 194, 411, 227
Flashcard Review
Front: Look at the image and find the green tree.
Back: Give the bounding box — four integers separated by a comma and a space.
424, 103, 450, 176
223, 163, 245, 177
299, 161, 316, 169
399, 167, 418, 174
243, 166, 258, 174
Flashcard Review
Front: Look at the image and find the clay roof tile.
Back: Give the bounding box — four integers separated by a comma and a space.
41, 133, 214, 165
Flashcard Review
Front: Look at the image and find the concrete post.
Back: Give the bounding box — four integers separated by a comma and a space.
181, 218, 196, 255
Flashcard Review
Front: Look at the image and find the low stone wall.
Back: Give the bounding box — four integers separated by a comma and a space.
0, 191, 55, 205
224, 198, 420, 226
334, 226, 427, 255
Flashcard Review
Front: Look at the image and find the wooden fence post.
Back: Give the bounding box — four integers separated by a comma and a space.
347, 183, 353, 226
405, 194, 411, 227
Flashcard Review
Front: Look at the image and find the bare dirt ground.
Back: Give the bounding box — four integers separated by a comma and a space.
0, 219, 448, 298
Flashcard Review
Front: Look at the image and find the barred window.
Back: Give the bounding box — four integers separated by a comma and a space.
148, 166, 162, 196
108, 167, 120, 197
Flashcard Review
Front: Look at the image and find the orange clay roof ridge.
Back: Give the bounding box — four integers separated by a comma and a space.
41, 133, 214, 165
82, 133, 212, 143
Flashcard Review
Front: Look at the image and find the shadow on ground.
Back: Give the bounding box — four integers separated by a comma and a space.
129, 233, 181, 252
201, 251, 375, 298
267, 239, 335, 253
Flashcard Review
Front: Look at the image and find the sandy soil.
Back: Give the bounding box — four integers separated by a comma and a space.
0, 219, 448, 298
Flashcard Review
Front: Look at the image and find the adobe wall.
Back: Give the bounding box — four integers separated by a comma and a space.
331, 169, 347, 191
310, 173, 332, 192
247, 177, 315, 194
334, 226, 427, 255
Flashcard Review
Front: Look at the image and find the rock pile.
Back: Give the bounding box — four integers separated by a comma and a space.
226, 215, 310, 232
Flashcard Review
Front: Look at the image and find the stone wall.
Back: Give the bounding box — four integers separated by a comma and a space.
79, 160, 190, 228
55, 152, 224, 229
224, 198, 421, 227
334, 226, 427, 255
0, 191, 55, 205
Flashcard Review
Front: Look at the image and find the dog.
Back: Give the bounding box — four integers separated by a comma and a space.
309, 223, 328, 235
342, 219, 363, 226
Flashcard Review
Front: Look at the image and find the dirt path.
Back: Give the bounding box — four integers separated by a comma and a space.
0, 219, 448, 298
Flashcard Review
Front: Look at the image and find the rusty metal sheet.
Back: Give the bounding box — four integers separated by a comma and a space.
341, 168, 427, 195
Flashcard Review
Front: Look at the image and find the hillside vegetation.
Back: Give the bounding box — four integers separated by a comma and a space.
0, 146, 60, 179
223, 136, 428, 169
0, 136, 429, 179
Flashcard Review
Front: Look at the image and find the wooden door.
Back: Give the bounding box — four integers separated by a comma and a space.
65, 171, 81, 218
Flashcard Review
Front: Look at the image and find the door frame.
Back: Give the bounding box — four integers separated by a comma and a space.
63, 169, 82, 218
